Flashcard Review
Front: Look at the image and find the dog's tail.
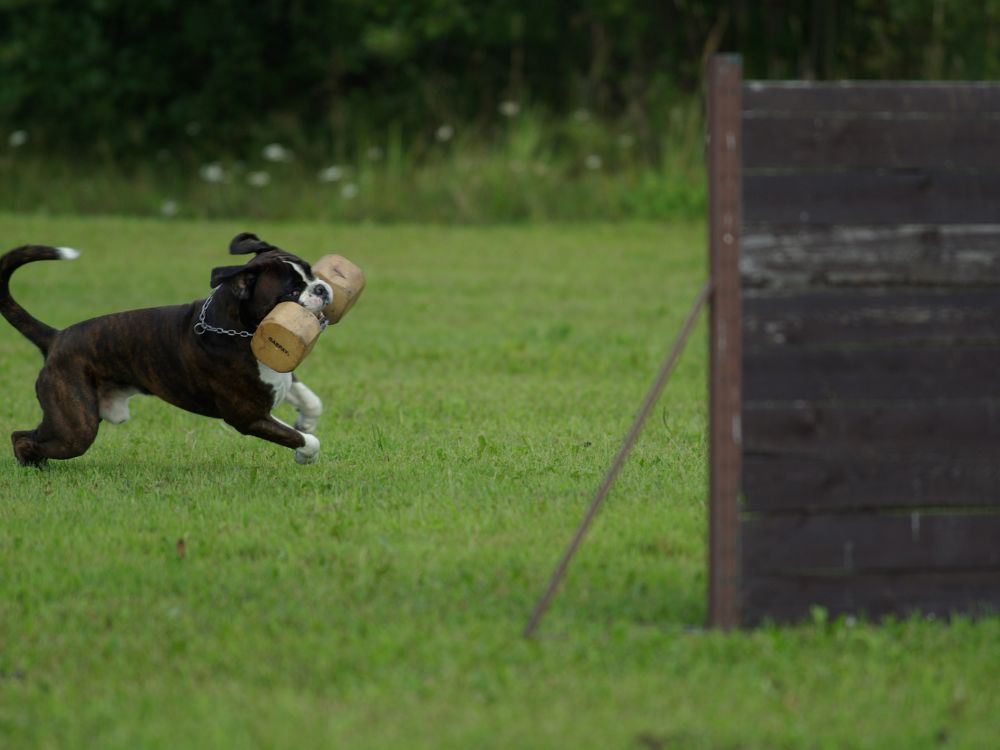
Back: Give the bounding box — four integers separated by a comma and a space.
0, 245, 80, 356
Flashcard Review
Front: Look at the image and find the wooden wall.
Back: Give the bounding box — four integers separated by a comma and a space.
735, 79, 1000, 624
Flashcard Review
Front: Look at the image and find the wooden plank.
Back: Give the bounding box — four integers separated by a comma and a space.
744, 289, 1000, 348
743, 514, 1000, 575
742, 224, 1000, 289
707, 54, 743, 630
743, 452, 1000, 513
743, 346, 1000, 402
744, 114, 1000, 170
743, 172, 1000, 225
743, 81, 1000, 115
742, 570, 1000, 625
744, 400, 1000, 454
743, 400, 1000, 513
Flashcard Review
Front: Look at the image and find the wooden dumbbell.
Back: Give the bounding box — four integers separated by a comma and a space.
251, 254, 366, 372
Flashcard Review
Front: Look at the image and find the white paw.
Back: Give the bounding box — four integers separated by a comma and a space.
294, 433, 320, 464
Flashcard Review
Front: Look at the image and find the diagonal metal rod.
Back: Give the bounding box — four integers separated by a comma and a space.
523, 280, 712, 639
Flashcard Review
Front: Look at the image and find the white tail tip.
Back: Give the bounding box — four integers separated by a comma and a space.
56, 247, 81, 260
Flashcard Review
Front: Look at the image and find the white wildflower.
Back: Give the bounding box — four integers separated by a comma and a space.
340, 182, 359, 199
247, 171, 271, 187
435, 124, 454, 142
262, 143, 292, 162
318, 165, 344, 182
8, 130, 28, 148
199, 162, 226, 183
160, 200, 179, 218
584, 154, 603, 171
498, 100, 521, 118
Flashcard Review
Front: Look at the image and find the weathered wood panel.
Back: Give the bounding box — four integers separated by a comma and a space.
742, 570, 1000, 624
743, 514, 1000, 575
742, 225, 1000, 289
729, 70, 1000, 626
744, 114, 1000, 170
743, 81, 1000, 115
743, 172, 1000, 225
742, 452, 1000, 513
743, 346, 1000, 402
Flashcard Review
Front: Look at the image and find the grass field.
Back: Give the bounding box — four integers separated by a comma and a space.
1, 214, 998, 749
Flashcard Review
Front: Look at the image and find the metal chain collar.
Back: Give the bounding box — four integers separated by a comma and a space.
192, 288, 254, 338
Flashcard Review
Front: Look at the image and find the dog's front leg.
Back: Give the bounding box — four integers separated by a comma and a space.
284, 377, 323, 434
227, 415, 320, 464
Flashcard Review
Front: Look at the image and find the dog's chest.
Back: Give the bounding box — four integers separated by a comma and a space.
257, 362, 293, 406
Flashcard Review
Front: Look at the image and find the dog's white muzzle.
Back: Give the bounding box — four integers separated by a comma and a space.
298, 280, 333, 315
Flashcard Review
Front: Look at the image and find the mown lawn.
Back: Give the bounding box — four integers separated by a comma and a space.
0, 215, 997, 749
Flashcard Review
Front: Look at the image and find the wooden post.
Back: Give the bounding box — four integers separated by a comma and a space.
707, 54, 743, 629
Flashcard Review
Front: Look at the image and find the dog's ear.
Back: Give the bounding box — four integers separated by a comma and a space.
229, 232, 275, 255
210, 264, 260, 299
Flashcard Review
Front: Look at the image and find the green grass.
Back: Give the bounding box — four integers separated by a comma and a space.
1, 215, 998, 749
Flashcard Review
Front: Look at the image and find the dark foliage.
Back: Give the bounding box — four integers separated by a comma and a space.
2, 0, 998, 156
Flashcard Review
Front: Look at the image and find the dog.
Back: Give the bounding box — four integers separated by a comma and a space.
0, 232, 334, 467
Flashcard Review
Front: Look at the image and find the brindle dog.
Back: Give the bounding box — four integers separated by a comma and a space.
0, 232, 333, 466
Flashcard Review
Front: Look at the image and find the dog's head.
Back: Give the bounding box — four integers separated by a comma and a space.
210, 233, 333, 326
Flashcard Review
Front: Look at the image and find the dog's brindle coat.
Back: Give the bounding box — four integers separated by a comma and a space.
0, 232, 333, 467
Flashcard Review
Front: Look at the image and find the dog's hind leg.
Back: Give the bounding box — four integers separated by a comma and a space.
11, 370, 99, 466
